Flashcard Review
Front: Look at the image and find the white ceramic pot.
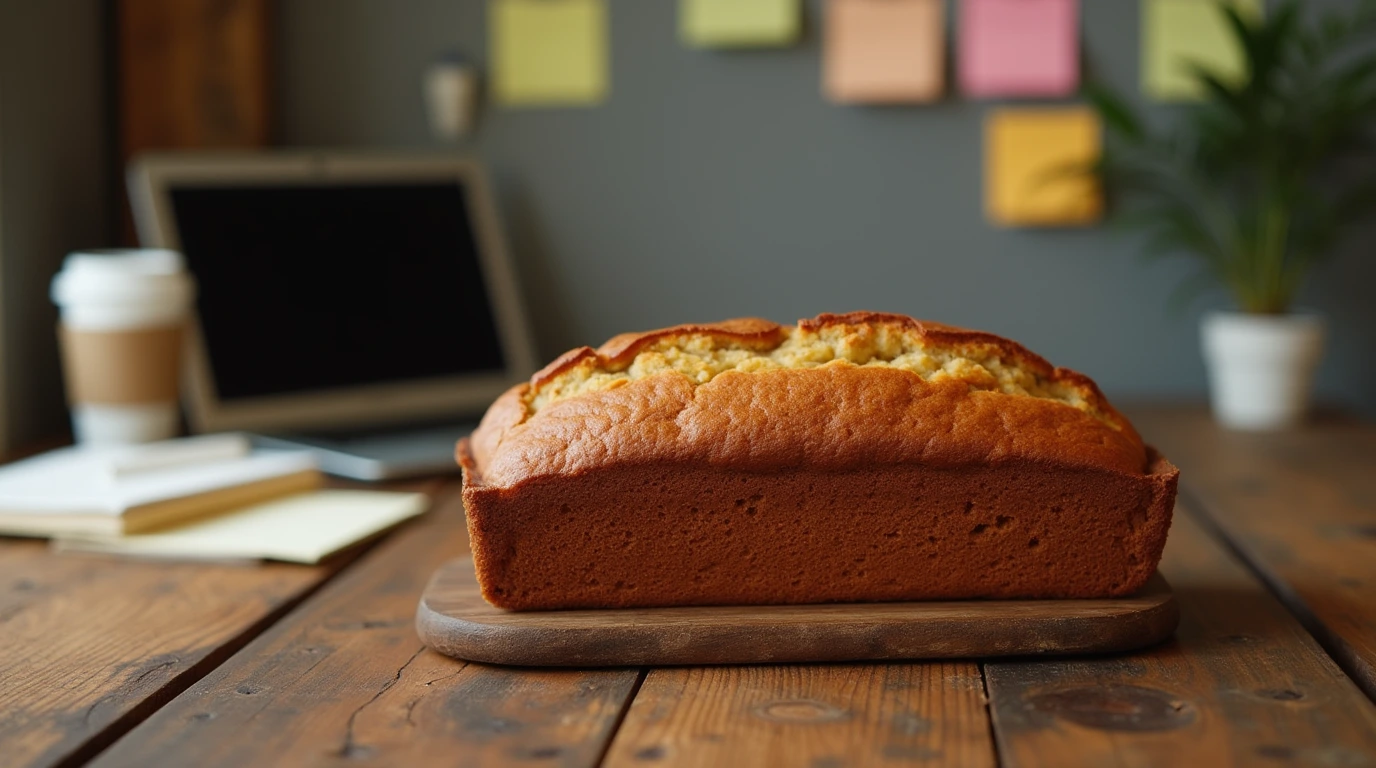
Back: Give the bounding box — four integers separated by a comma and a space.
1201, 311, 1325, 431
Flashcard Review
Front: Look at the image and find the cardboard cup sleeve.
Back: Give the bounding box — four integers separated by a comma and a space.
58, 323, 184, 406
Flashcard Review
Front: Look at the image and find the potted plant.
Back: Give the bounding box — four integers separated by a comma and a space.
1086, 0, 1376, 430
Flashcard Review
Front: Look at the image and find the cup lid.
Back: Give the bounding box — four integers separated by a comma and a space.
52, 249, 196, 309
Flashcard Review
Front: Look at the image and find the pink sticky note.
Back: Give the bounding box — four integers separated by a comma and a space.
959, 0, 1079, 98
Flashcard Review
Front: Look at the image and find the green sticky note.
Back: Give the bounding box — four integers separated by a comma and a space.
681, 0, 801, 47
492, 0, 608, 106
1143, 0, 1263, 101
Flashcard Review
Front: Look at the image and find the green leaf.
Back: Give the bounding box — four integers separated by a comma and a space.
1183, 64, 1250, 118
1248, 1, 1300, 85
1116, 196, 1232, 272
1082, 81, 1144, 143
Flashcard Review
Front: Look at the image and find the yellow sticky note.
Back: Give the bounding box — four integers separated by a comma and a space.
681, 0, 800, 47
985, 108, 1102, 227
492, 0, 608, 106
1143, 0, 1262, 101
824, 0, 945, 104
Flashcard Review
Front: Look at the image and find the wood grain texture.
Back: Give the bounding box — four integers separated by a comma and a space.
985, 504, 1376, 767
0, 537, 328, 768
0, 473, 441, 768
418, 557, 1178, 666
1131, 405, 1376, 700
603, 663, 995, 768
88, 486, 642, 768
118, 0, 270, 153
117, 0, 270, 243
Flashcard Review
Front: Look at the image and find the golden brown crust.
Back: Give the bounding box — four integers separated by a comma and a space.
802, 312, 1139, 445
528, 347, 600, 392
458, 312, 1177, 609
469, 313, 1149, 490
517, 313, 1135, 435
530, 318, 786, 391
474, 366, 1147, 489
801, 311, 1051, 365
598, 316, 788, 367
463, 383, 528, 481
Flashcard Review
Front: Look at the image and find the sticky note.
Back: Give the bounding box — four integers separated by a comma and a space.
959, 0, 1079, 98
985, 108, 1102, 227
824, 0, 944, 104
491, 0, 608, 106
681, 0, 800, 47
1143, 0, 1262, 101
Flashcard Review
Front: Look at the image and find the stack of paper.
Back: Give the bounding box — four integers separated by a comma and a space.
0, 435, 322, 537
54, 490, 429, 564
0, 434, 434, 564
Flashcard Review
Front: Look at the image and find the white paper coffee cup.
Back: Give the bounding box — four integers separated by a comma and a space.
51, 249, 197, 445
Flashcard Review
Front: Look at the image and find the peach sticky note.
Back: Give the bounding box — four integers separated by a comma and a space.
985, 107, 1102, 227
492, 0, 608, 106
824, 0, 944, 104
959, 0, 1079, 98
1143, 0, 1262, 101
681, 0, 801, 47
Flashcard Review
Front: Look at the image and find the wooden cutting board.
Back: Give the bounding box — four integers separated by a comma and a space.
415, 557, 1179, 667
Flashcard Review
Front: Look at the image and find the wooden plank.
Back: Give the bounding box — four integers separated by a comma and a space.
89, 484, 642, 767
0, 539, 330, 768
1131, 405, 1376, 699
118, 0, 270, 152
985, 504, 1376, 767
603, 663, 995, 767
117, 0, 270, 243
340, 660, 642, 766
0, 475, 444, 768
419, 556, 1178, 666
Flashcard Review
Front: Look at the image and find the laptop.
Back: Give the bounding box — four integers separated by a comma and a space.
127, 152, 539, 480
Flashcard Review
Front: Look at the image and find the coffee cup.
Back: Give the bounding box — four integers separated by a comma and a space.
50, 249, 197, 445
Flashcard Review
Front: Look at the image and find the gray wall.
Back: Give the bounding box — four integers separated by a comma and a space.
0, 0, 109, 449
275, 0, 1376, 416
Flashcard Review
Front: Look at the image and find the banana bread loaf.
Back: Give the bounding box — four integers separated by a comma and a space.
458, 312, 1178, 611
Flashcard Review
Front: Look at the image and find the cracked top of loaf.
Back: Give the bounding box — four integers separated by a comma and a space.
461, 312, 1148, 488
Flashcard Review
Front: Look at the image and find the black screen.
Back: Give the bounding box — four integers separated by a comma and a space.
169, 182, 506, 401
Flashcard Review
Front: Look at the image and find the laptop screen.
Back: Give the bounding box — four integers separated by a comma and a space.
168, 182, 507, 402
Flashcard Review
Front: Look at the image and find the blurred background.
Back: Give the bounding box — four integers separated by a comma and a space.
1, 0, 1373, 453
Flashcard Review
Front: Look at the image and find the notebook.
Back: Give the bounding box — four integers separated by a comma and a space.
0, 436, 321, 537
53, 489, 429, 564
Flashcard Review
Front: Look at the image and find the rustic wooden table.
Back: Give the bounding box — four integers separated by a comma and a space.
3, 405, 1376, 767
